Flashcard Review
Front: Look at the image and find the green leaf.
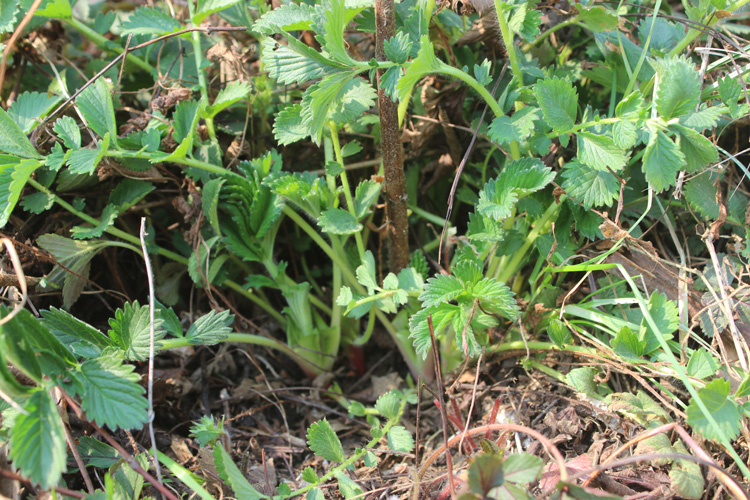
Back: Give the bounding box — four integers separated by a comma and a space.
397, 35, 446, 117
261, 38, 341, 86
109, 178, 155, 212
686, 378, 742, 441
274, 104, 308, 146
353, 179, 381, 219
686, 348, 719, 379
307, 488, 325, 500
375, 391, 400, 418
670, 451, 704, 499
190, 415, 225, 447
488, 107, 541, 145
642, 129, 685, 192
334, 470, 364, 499
653, 56, 700, 120
355, 251, 378, 292
307, 419, 346, 462
79, 353, 149, 430
679, 105, 726, 131
35, 0, 71, 18
0, 158, 41, 227
318, 207, 363, 235
612, 120, 637, 150
615, 91, 644, 118
387, 425, 414, 452
0, 107, 41, 158
611, 326, 646, 359
21, 191, 54, 214
502, 453, 543, 483
508, 2, 541, 41
76, 79, 117, 145
108, 301, 165, 361
67, 134, 109, 175
0, 0, 19, 34
8, 91, 61, 134
547, 319, 571, 348
70, 204, 118, 240
301, 466, 319, 484
420, 274, 464, 308
577, 6, 618, 32
212, 445, 267, 499
206, 81, 252, 118
9, 390, 67, 488
121, 7, 181, 35
53, 115, 81, 149
36, 234, 113, 307
323, 0, 355, 65
477, 158, 555, 220
534, 77, 578, 134
384, 31, 412, 64
561, 160, 619, 208
672, 124, 718, 172
185, 309, 233, 345
253, 2, 318, 34
173, 100, 200, 143
193, 0, 241, 24
41, 307, 116, 359
468, 454, 505, 495
576, 131, 627, 171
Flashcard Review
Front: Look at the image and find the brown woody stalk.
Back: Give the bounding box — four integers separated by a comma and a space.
374, 0, 409, 273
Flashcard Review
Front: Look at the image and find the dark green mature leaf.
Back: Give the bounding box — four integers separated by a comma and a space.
477, 158, 554, 220
109, 178, 155, 212
642, 129, 685, 192
8, 91, 61, 134
79, 353, 149, 430
307, 419, 346, 462
213, 445, 267, 499
76, 79, 117, 145
318, 207, 362, 234
0, 107, 41, 158
561, 161, 619, 208
0, 158, 41, 228
10, 390, 67, 488
42, 307, 116, 359
323, 0, 356, 65
534, 77, 578, 134
108, 301, 165, 361
611, 326, 646, 359
576, 132, 626, 171
21, 191, 54, 214
653, 56, 700, 120
672, 124, 718, 172
71, 204, 119, 239
687, 378, 742, 441
121, 6, 181, 35
185, 309, 234, 345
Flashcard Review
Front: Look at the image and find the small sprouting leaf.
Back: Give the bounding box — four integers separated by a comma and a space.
576, 132, 627, 172
653, 56, 700, 120
193, 0, 241, 24
468, 454, 505, 495
76, 79, 117, 145
185, 309, 234, 345
79, 353, 149, 430
42, 307, 116, 359
384, 31, 412, 64
10, 390, 67, 489
387, 426, 414, 453
108, 301, 165, 361
307, 419, 346, 462
301, 466, 319, 484
71, 204, 118, 239
0, 158, 41, 228
375, 391, 400, 419
534, 77, 578, 134
561, 160, 619, 208
642, 129, 685, 192
54, 116, 81, 149
121, 6, 181, 35
206, 81, 252, 118
318, 207, 363, 235
687, 378, 742, 441
8, 91, 61, 134
353, 179, 381, 219
420, 274, 464, 308
212, 445, 267, 499
474, 59, 492, 86
0, 107, 41, 158
686, 348, 719, 379
190, 415, 225, 447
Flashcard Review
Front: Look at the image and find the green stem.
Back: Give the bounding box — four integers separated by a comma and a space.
493, 0, 522, 82
187, 0, 217, 143
408, 204, 445, 226
106, 150, 240, 179
66, 18, 153, 73
547, 117, 622, 139
160, 333, 306, 365
529, 16, 579, 47
496, 195, 564, 283
440, 65, 504, 117
328, 122, 366, 259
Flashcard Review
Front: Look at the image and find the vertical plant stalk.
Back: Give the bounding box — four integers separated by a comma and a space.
375, 0, 409, 272
139, 218, 162, 484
